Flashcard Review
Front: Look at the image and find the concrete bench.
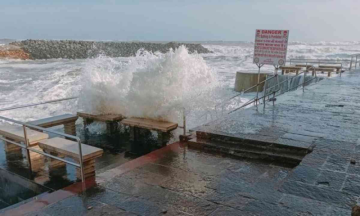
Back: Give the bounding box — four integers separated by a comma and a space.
38, 137, 103, 179
295, 64, 313, 69
27, 114, 78, 135
0, 125, 49, 171
121, 117, 178, 146
77, 112, 125, 134
312, 67, 335, 77
0, 125, 49, 151
319, 65, 342, 73
280, 66, 302, 75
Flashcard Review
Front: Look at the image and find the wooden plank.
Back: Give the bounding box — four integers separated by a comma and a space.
0, 125, 49, 145
121, 117, 178, 133
295, 64, 313, 68
38, 137, 103, 161
280, 66, 302, 70
313, 67, 335, 72
319, 65, 341, 69
27, 114, 78, 128
77, 112, 125, 122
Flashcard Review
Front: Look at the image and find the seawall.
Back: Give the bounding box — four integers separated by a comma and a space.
8, 40, 211, 60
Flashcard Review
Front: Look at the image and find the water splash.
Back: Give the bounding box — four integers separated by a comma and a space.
78, 46, 219, 123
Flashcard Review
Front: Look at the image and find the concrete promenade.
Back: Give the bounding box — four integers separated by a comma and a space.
4, 70, 360, 215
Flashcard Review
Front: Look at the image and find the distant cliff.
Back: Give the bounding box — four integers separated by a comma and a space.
8, 40, 211, 60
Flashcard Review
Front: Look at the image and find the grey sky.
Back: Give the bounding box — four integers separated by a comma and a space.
1, 0, 359, 41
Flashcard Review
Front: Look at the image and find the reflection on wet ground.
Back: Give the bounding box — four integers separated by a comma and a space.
0, 169, 49, 210
0, 123, 168, 211
9, 143, 297, 215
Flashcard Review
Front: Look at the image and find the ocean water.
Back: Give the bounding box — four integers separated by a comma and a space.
0, 41, 359, 130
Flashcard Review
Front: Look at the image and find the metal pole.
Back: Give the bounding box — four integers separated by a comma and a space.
77, 139, 85, 182
183, 108, 186, 136
256, 64, 262, 106
340, 66, 342, 77
0, 96, 78, 113
263, 77, 267, 110
272, 92, 276, 106
303, 70, 306, 92
22, 125, 32, 170
356, 56, 358, 69
350, 56, 353, 70
287, 74, 289, 92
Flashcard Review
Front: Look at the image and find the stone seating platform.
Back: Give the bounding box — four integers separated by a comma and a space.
77, 112, 125, 134
38, 137, 103, 180
27, 114, 78, 135
121, 117, 178, 146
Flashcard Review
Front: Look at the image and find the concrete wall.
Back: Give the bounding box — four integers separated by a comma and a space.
234, 72, 267, 92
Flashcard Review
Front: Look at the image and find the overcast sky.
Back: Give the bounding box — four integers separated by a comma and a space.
1, 0, 359, 42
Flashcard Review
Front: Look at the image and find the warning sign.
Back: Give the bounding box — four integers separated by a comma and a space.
253, 29, 289, 66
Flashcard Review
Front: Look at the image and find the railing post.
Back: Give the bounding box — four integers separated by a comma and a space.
263, 77, 267, 110
183, 108, 186, 136
77, 139, 85, 182
350, 56, 353, 70
22, 125, 32, 170
356, 56, 358, 69
272, 92, 276, 106
303, 70, 306, 92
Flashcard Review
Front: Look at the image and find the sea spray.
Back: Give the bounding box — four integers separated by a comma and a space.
78, 45, 219, 123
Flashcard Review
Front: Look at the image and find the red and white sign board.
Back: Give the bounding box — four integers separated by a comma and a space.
253, 29, 289, 66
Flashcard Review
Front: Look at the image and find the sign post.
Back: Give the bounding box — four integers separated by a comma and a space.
253, 29, 289, 106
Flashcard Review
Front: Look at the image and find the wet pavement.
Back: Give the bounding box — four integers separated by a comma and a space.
0, 123, 169, 212
4, 70, 360, 215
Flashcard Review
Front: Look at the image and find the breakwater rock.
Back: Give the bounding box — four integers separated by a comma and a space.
0, 45, 30, 60
10, 40, 211, 60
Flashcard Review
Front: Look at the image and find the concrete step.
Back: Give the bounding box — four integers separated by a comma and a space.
188, 137, 303, 166
196, 131, 311, 157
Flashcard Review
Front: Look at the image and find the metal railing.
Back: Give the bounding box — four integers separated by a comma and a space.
192, 73, 278, 124
289, 53, 360, 71
230, 68, 318, 113
288, 58, 345, 69
0, 97, 86, 182
350, 54, 360, 70
190, 66, 323, 127
0, 96, 78, 112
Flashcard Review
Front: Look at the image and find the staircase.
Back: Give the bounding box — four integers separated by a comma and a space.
188, 131, 311, 167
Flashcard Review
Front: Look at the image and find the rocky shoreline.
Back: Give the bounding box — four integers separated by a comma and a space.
0, 45, 30, 60
3, 40, 211, 60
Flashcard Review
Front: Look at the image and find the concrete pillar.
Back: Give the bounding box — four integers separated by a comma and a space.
27, 145, 45, 172
234, 72, 267, 92
4, 137, 22, 152
64, 122, 76, 136
106, 122, 118, 135
158, 132, 170, 147
44, 150, 66, 172
76, 159, 95, 180
129, 126, 135, 142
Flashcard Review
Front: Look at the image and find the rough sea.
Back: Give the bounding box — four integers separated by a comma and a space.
1, 40, 360, 130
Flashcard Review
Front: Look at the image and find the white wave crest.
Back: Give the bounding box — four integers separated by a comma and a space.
78, 45, 219, 123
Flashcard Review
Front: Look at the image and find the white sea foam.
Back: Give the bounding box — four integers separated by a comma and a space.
78, 46, 219, 123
